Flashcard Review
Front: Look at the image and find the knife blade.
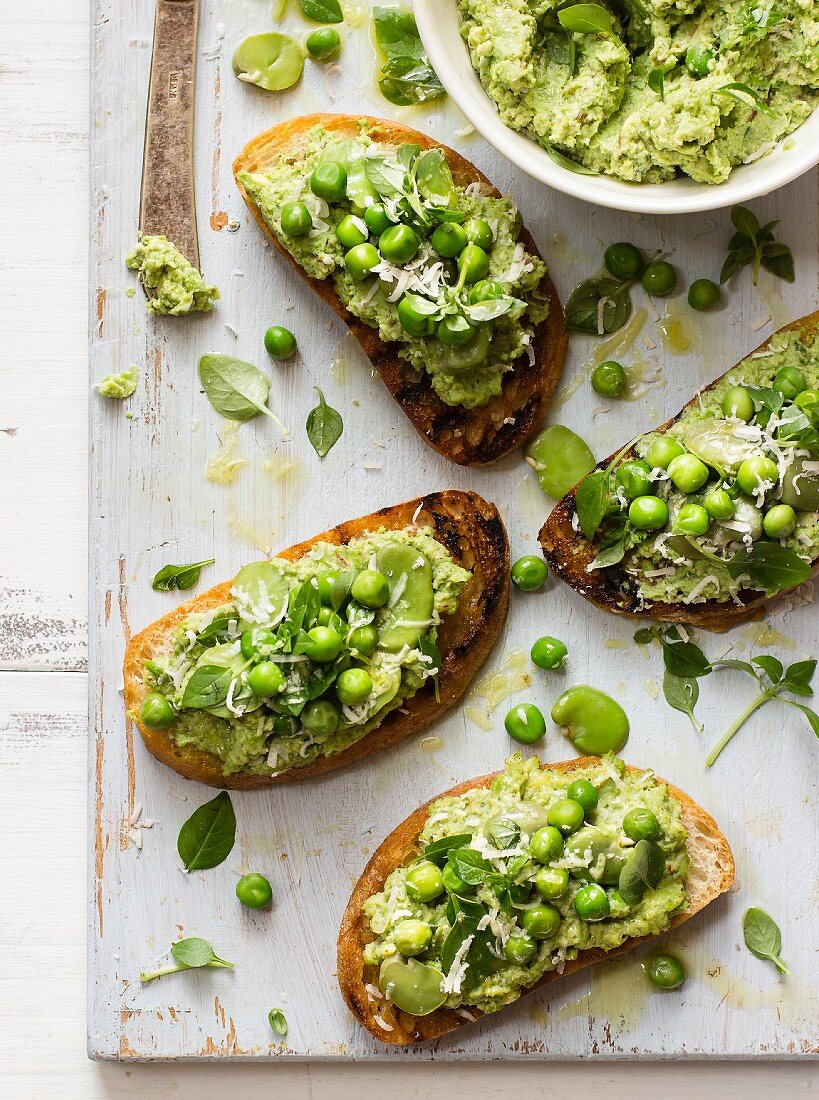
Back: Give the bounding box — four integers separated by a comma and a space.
139, 0, 201, 272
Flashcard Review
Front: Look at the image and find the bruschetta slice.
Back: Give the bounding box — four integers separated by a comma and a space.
233, 114, 567, 466
338, 754, 734, 1044
539, 314, 819, 630
123, 491, 508, 788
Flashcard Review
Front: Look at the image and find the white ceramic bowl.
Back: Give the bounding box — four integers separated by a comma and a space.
415, 0, 819, 214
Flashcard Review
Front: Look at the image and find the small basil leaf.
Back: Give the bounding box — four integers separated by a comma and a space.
415, 148, 454, 206
647, 67, 664, 99
298, 0, 343, 23
423, 833, 473, 865
177, 791, 237, 871
306, 386, 343, 458
545, 145, 599, 176
152, 558, 215, 593
717, 83, 777, 117
557, 4, 615, 35
486, 817, 521, 851
731, 205, 760, 240
782, 659, 816, 690
663, 670, 702, 732
378, 56, 445, 106
448, 847, 493, 885
268, 1009, 288, 1036
196, 615, 236, 646
198, 355, 287, 431
565, 275, 633, 335
751, 655, 783, 684
781, 698, 819, 736
726, 542, 812, 595
742, 907, 788, 975
574, 469, 610, 540
372, 5, 426, 59
761, 243, 795, 283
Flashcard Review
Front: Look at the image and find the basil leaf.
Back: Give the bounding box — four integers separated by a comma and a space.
717, 83, 777, 117
298, 0, 343, 23
574, 469, 610, 540
732, 205, 760, 239
565, 275, 632, 335
742, 907, 788, 975
557, 4, 615, 35
372, 5, 426, 59
726, 542, 812, 594
198, 355, 287, 431
462, 296, 524, 322
440, 910, 479, 972
486, 817, 521, 851
171, 937, 233, 970
403, 291, 443, 318
780, 699, 819, 736
546, 145, 599, 176
196, 615, 235, 647
448, 847, 493, 885
152, 558, 215, 593
751, 655, 783, 684
378, 56, 445, 106
618, 839, 664, 905
648, 67, 664, 99
663, 670, 702, 733
588, 530, 630, 569
306, 386, 343, 458
364, 155, 407, 199
177, 791, 237, 871
268, 1009, 288, 1036
761, 242, 795, 283
423, 833, 473, 865
781, 658, 816, 693
658, 627, 712, 679
415, 148, 454, 206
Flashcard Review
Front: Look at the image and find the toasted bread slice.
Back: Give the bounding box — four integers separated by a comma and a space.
539, 313, 819, 631
338, 757, 734, 1045
233, 114, 567, 466
123, 491, 509, 788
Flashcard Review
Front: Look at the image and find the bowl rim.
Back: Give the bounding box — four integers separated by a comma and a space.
415, 0, 819, 215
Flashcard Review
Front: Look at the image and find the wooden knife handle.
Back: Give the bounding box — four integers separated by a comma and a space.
139, 0, 200, 270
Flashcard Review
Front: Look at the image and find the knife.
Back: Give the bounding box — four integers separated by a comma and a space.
139, 0, 201, 272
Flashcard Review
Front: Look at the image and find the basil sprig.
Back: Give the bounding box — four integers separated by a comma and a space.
177, 791, 237, 871
140, 937, 234, 984
637, 625, 818, 765
720, 205, 794, 286
742, 907, 789, 975
373, 6, 444, 106
152, 558, 215, 593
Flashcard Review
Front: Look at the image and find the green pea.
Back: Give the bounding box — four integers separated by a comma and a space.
616, 460, 653, 501
641, 261, 677, 297
405, 860, 445, 903
280, 200, 312, 237
546, 798, 585, 836
721, 385, 754, 421
441, 862, 474, 895
247, 661, 285, 697
628, 495, 669, 531
431, 222, 468, 258
622, 808, 660, 841
685, 44, 713, 78
604, 242, 642, 281
378, 957, 446, 1016
688, 278, 720, 310
379, 224, 420, 264
316, 606, 334, 627
393, 918, 433, 957
336, 214, 368, 249
763, 503, 797, 539
311, 161, 347, 203
301, 700, 339, 737
336, 667, 373, 705
511, 555, 548, 592
645, 435, 685, 470
263, 325, 297, 360
351, 569, 389, 608
531, 636, 568, 670
646, 952, 685, 989
667, 453, 709, 493
567, 779, 598, 813
304, 27, 341, 61
534, 866, 570, 900
505, 703, 547, 745
464, 217, 494, 249
304, 625, 342, 662
364, 203, 393, 236
349, 624, 378, 656
573, 883, 610, 921
737, 456, 779, 495
439, 325, 491, 372
703, 488, 735, 520
437, 316, 475, 348
397, 296, 434, 337
525, 425, 596, 500
774, 366, 807, 399
233, 32, 304, 92
551, 685, 630, 754
781, 455, 819, 510
139, 692, 175, 730
521, 904, 561, 940
527, 828, 562, 867
503, 933, 537, 966
344, 242, 380, 281
273, 715, 297, 737
591, 360, 627, 398
235, 872, 273, 909
457, 243, 490, 284
673, 502, 710, 536
469, 279, 504, 303
314, 570, 341, 605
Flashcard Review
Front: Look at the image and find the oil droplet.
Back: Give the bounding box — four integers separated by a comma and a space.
586, 308, 648, 370
554, 371, 585, 407
557, 954, 652, 1034
756, 272, 792, 331
330, 332, 370, 385
604, 639, 628, 650
658, 311, 695, 354
419, 736, 443, 754
529, 1005, 548, 1027
739, 622, 797, 651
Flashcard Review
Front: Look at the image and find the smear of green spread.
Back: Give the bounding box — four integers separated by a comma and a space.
126, 235, 219, 316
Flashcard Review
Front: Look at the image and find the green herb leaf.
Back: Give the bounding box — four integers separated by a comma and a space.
618, 839, 664, 905
721, 206, 794, 287
742, 907, 788, 975
298, 0, 343, 23
732, 205, 760, 239
152, 558, 215, 593
761, 242, 795, 283
486, 818, 522, 851
557, 4, 616, 35
634, 628, 656, 645
663, 670, 702, 733
177, 791, 237, 871
658, 627, 712, 679
306, 386, 343, 458
545, 146, 598, 176
180, 660, 240, 710
751, 654, 784, 684
717, 82, 777, 117
565, 275, 633, 335
140, 937, 234, 983
781, 659, 816, 694
647, 67, 665, 99
268, 1008, 288, 1036
615, 0, 654, 46
198, 355, 287, 432
195, 615, 236, 647
448, 847, 494, 885
574, 469, 610, 540
378, 55, 445, 106
372, 6, 426, 58
424, 833, 473, 865
415, 148, 454, 207
726, 542, 812, 594
781, 698, 819, 736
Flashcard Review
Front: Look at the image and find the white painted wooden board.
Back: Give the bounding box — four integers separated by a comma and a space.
89, 0, 819, 1061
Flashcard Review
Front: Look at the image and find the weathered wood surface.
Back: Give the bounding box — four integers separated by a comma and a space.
84, 0, 819, 1063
